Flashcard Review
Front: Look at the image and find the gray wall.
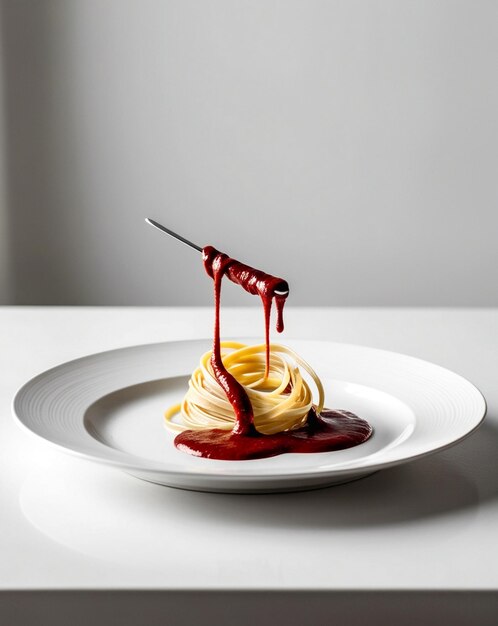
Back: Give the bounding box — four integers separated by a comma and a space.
0, 5, 10, 304
1, 0, 497, 306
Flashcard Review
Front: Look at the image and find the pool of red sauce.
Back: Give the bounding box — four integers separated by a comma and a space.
174, 246, 372, 460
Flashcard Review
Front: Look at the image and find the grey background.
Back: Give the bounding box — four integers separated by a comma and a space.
0, 0, 497, 306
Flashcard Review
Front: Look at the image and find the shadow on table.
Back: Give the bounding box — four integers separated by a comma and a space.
157, 417, 497, 529
19, 417, 498, 556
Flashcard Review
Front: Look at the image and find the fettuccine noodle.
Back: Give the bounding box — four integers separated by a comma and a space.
165, 341, 325, 435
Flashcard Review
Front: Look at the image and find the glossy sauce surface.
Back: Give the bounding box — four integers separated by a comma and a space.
175, 409, 372, 460
174, 247, 372, 460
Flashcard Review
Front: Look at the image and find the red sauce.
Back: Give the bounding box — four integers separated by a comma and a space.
176, 409, 372, 460
174, 247, 372, 460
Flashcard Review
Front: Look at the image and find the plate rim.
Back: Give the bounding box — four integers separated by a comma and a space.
12, 338, 488, 480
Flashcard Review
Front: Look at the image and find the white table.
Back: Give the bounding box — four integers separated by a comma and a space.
1, 307, 497, 625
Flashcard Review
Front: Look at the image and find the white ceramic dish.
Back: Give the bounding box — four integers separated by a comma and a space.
12, 339, 486, 493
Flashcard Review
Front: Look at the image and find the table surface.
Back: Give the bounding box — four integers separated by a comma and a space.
2, 306, 497, 593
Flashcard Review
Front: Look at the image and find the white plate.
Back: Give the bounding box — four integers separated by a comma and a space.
12, 339, 486, 493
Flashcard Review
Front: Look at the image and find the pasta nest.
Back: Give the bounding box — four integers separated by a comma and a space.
165, 341, 324, 435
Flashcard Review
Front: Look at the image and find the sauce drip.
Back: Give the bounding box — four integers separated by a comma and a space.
202, 245, 289, 381
174, 247, 372, 460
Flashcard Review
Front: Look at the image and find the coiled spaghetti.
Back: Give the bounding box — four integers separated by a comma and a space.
165, 341, 325, 435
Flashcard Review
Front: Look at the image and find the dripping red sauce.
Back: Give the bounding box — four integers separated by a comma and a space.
174, 246, 372, 460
